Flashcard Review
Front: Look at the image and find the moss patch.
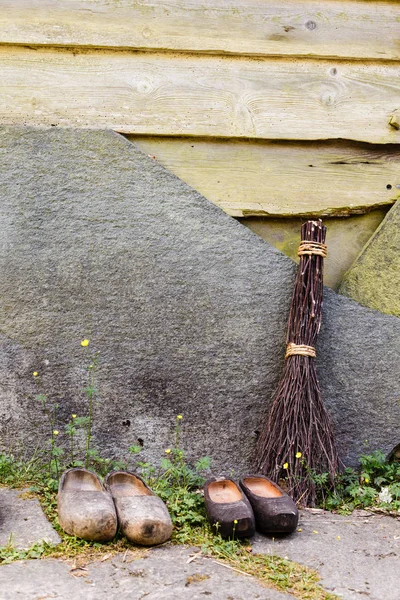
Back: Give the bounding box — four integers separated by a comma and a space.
339, 201, 400, 316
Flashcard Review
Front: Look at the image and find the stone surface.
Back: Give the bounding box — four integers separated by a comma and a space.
253, 509, 400, 600
0, 126, 399, 472
1, 512, 399, 599
0, 488, 61, 549
0, 545, 293, 599
317, 292, 400, 466
339, 200, 400, 316
240, 209, 388, 290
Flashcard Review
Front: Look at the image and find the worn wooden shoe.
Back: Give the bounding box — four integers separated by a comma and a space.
204, 477, 255, 539
104, 471, 172, 546
57, 468, 117, 541
239, 475, 299, 534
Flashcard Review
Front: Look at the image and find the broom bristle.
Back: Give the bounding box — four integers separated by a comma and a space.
254, 220, 338, 506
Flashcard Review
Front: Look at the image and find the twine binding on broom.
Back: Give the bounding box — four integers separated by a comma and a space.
297, 241, 327, 258
285, 343, 316, 359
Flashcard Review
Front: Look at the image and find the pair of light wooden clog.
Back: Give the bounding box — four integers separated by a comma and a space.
57, 468, 172, 546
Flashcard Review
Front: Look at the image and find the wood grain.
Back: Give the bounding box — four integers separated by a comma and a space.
131, 137, 400, 216
1, 47, 399, 144
1, 1, 399, 61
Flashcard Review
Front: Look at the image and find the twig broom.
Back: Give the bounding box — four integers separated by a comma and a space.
254, 219, 338, 506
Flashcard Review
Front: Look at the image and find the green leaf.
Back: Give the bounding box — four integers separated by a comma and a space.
64, 423, 76, 435
74, 416, 90, 427
83, 386, 97, 397
52, 446, 64, 458
160, 458, 173, 471
87, 448, 100, 458
195, 456, 211, 472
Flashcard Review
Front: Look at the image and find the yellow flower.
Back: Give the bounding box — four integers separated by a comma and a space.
72, 414, 77, 419
53, 430, 59, 435
177, 415, 183, 420
165, 448, 171, 454
81, 339, 89, 347
295, 452, 302, 459
283, 462, 289, 469
365, 478, 369, 484
33, 372, 39, 377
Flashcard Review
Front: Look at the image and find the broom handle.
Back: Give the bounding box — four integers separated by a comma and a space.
286, 220, 326, 348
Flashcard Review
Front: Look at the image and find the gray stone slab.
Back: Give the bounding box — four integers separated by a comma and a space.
0, 126, 399, 471
317, 292, 400, 466
339, 200, 400, 317
253, 509, 400, 600
0, 545, 294, 600
0, 488, 61, 549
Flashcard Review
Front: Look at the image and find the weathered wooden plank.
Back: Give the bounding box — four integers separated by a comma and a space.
1, 0, 400, 61
1, 47, 399, 144
239, 209, 388, 290
131, 137, 400, 217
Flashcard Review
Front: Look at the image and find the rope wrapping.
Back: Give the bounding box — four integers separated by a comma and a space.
285, 343, 316, 359
297, 241, 327, 258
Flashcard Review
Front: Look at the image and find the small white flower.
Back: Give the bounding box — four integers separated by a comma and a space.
379, 487, 393, 504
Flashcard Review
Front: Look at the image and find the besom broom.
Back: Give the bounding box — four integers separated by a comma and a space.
254, 219, 338, 506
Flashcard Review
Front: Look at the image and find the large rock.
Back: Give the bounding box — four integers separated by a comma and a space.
339, 200, 400, 316
0, 127, 399, 472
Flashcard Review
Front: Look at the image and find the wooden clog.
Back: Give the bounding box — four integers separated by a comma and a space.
57, 468, 117, 541
204, 477, 255, 539
104, 471, 172, 546
239, 475, 298, 534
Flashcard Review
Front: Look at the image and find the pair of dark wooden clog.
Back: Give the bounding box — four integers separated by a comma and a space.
204, 475, 298, 539
57, 468, 172, 546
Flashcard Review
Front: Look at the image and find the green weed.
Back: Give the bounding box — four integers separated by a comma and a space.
316, 450, 400, 513
0, 538, 53, 565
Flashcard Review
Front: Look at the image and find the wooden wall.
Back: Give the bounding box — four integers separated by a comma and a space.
1, 1, 399, 286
